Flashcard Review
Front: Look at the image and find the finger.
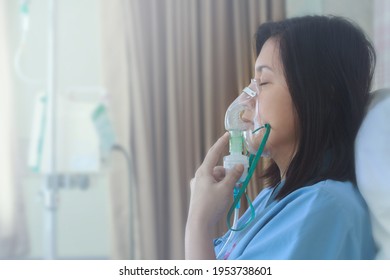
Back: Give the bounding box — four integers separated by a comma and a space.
219, 164, 244, 189
201, 132, 229, 173
213, 166, 226, 182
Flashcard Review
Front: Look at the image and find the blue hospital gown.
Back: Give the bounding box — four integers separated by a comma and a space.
214, 179, 376, 259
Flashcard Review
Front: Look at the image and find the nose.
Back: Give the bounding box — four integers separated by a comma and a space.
240, 107, 255, 124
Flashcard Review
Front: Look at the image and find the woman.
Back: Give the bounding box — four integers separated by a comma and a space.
185, 15, 377, 259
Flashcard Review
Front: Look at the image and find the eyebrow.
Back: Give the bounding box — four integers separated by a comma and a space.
255, 65, 274, 73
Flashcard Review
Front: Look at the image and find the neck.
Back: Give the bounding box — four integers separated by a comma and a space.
272, 144, 296, 180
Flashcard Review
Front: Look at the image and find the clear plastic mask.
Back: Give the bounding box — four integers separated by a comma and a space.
224, 79, 262, 155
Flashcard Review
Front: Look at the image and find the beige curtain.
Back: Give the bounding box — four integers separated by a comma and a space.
101, 0, 284, 260
0, 0, 29, 258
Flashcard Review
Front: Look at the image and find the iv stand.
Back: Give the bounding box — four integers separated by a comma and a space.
42, 0, 58, 260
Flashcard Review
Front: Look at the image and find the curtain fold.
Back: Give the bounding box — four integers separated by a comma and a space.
101, 0, 284, 260
0, 0, 29, 258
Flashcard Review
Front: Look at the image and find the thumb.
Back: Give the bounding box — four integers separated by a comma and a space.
220, 164, 245, 189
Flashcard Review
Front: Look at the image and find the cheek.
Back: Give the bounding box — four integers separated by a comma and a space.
259, 89, 293, 127
258, 91, 296, 148
258, 95, 279, 125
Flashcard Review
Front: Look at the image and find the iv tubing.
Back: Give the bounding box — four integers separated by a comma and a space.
42, 0, 58, 260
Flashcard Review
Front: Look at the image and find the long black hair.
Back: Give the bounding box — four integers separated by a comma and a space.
254, 15, 376, 199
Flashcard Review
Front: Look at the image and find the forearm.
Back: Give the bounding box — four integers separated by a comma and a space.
185, 218, 216, 260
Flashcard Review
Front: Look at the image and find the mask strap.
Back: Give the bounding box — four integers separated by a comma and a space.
226, 123, 271, 231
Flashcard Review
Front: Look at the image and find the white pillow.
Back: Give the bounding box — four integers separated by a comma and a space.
355, 88, 390, 259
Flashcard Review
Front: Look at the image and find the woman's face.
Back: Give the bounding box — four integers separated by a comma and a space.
243, 38, 298, 169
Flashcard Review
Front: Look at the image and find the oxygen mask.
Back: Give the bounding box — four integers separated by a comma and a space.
223, 79, 271, 231
224, 79, 264, 156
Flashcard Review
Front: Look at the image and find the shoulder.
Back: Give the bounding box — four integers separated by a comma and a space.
295, 180, 363, 203
281, 180, 368, 223
232, 179, 375, 259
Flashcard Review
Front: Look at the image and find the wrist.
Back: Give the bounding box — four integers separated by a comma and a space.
186, 210, 217, 237
185, 217, 216, 260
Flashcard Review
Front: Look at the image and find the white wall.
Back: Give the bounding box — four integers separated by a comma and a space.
6, 0, 111, 259
286, 0, 373, 40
